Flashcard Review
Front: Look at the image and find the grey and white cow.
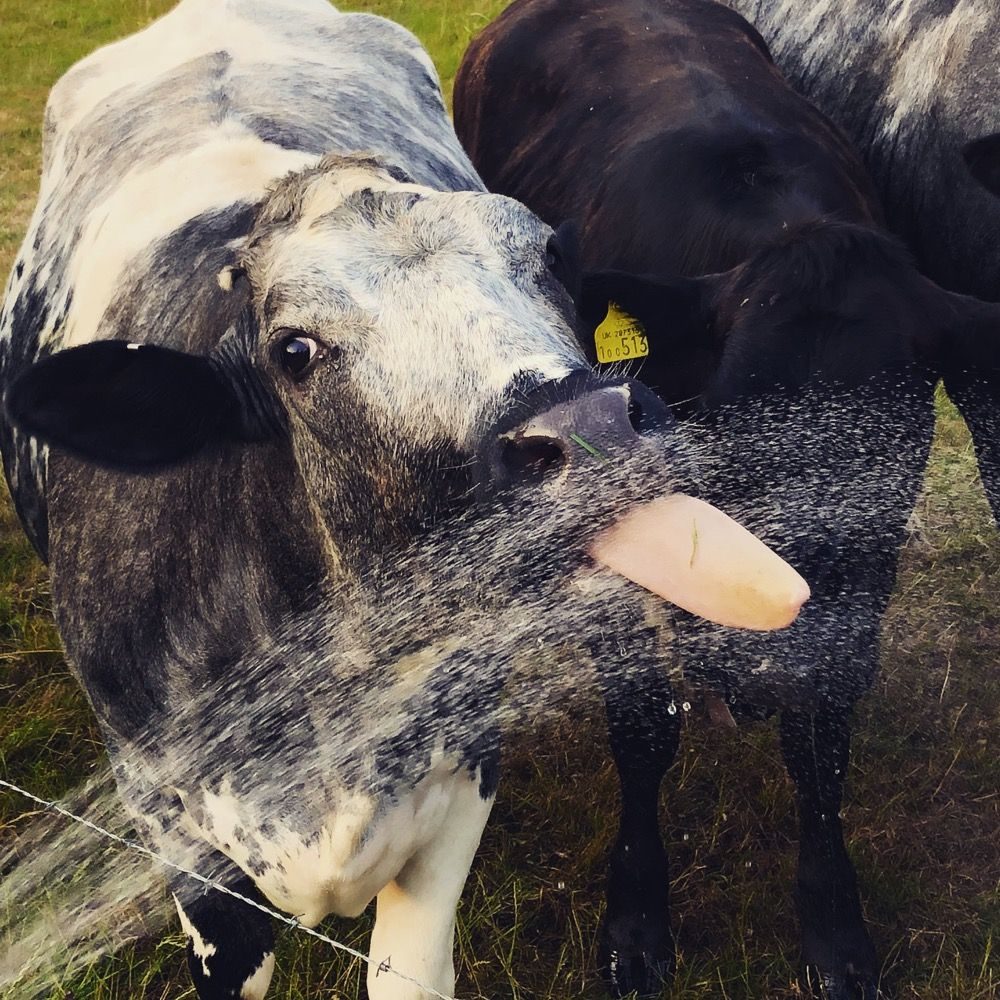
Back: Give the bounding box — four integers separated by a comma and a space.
725, 0, 1000, 302
0, 1, 808, 998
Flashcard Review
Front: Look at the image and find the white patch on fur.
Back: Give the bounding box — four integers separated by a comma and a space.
179, 752, 490, 929
174, 893, 218, 977
45, 0, 336, 137
295, 168, 433, 229
366, 770, 494, 1000
241, 952, 275, 1000
63, 129, 314, 348
730, 0, 993, 150
732, 0, 863, 81
217, 266, 238, 292
486, 351, 574, 392
881, 0, 989, 139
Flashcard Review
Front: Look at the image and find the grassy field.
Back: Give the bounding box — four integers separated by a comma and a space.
1, 1, 998, 998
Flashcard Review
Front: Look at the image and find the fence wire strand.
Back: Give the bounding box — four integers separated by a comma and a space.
0, 777, 462, 1000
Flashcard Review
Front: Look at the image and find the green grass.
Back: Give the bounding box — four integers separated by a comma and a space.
1, 2, 999, 998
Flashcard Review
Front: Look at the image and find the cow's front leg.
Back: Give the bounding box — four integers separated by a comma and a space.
595, 629, 681, 999
367, 767, 495, 1000
171, 862, 276, 1000
780, 704, 880, 1000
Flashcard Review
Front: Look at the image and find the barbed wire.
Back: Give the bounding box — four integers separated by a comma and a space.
0, 777, 462, 1000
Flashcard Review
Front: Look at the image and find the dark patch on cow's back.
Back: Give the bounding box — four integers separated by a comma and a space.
0, 255, 70, 559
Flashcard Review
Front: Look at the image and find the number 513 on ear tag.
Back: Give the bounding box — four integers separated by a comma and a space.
594, 302, 649, 363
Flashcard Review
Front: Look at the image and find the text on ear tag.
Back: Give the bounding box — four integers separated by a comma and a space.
594, 302, 649, 363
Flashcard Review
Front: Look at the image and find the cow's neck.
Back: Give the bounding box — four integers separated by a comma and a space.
46, 442, 331, 743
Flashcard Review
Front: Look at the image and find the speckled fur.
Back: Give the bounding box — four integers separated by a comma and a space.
727, 0, 1000, 299
0, 3, 611, 998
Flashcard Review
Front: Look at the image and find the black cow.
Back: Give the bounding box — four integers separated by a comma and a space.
454, 1, 1000, 998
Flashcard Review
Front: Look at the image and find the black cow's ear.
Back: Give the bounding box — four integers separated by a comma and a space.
578, 270, 715, 359
578, 270, 720, 412
4, 340, 268, 471
579, 271, 709, 339
963, 134, 1000, 198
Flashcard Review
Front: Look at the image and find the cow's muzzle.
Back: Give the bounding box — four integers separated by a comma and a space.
479, 374, 810, 632
481, 376, 668, 490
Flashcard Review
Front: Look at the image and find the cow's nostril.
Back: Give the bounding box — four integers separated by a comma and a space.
500, 435, 565, 483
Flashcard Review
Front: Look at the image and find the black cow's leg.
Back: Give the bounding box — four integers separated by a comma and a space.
595, 630, 681, 999
171, 862, 276, 1000
780, 704, 880, 1000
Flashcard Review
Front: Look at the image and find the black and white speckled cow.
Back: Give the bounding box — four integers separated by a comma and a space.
0, 1, 785, 997
725, 0, 1000, 303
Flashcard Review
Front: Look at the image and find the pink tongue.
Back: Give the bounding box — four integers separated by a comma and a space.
590, 494, 810, 630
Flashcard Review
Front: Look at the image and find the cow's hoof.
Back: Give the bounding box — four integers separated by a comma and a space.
597, 917, 674, 999
801, 963, 884, 1000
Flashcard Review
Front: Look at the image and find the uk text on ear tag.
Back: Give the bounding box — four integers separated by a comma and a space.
594, 302, 649, 363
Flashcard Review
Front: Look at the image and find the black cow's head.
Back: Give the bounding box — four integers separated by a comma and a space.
577, 220, 1000, 521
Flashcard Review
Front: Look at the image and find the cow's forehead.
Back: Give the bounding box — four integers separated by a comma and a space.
250, 180, 553, 310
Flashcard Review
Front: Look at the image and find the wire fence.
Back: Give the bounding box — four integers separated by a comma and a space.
0, 777, 462, 1000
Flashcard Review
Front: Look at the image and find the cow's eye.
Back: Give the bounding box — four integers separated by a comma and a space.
544, 231, 576, 290
278, 333, 319, 379
544, 241, 564, 279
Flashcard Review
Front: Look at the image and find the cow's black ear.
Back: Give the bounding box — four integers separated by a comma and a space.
579, 270, 710, 346
5, 340, 270, 471
578, 270, 720, 412
963, 134, 1000, 198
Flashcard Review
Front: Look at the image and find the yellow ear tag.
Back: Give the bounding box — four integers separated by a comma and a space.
594, 302, 649, 364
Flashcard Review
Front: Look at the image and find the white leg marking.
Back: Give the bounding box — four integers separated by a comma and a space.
241, 951, 275, 1000
173, 893, 217, 978
366, 773, 495, 1000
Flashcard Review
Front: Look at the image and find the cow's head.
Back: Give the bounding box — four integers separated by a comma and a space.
578, 223, 944, 407
577, 219, 1000, 523
8, 157, 593, 538
6, 154, 807, 626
